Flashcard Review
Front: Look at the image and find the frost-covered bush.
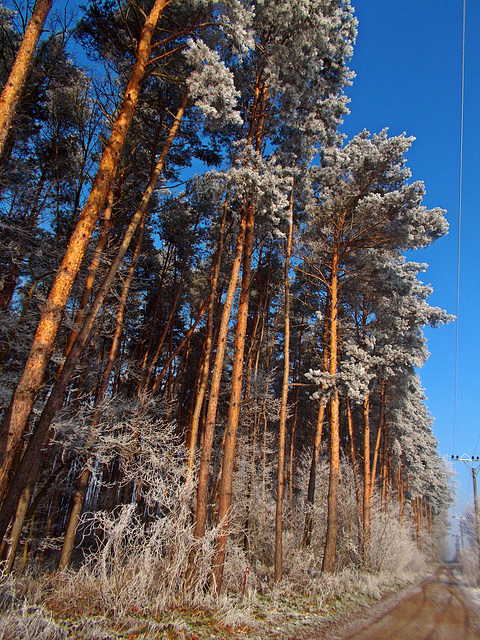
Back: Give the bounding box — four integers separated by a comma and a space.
368, 500, 427, 576
457, 544, 479, 587
53, 502, 221, 620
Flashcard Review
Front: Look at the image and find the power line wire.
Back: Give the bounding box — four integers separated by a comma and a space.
454, 0, 466, 454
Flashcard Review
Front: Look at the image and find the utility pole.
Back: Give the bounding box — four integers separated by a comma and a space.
452, 534, 461, 561
452, 515, 466, 550
452, 455, 480, 582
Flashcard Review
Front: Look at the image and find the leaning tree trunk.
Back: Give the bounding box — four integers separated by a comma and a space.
64, 189, 114, 355
58, 214, 146, 571
0, 159, 51, 311
0, 0, 53, 157
0, 0, 172, 505
139, 215, 197, 400
211, 200, 255, 593
3, 483, 32, 573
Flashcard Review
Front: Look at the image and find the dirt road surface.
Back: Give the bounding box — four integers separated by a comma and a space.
325, 565, 480, 640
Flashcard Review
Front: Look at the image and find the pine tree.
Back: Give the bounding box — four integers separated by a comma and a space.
304, 130, 449, 571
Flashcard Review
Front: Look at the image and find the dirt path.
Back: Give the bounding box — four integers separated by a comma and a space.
324, 566, 480, 640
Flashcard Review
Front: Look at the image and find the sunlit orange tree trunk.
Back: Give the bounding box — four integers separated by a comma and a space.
0, 0, 53, 157
210, 78, 269, 592
192, 75, 266, 553
302, 293, 330, 548
322, 240, 341, 573
58, 214, 146, 571
0, 0, 172, 504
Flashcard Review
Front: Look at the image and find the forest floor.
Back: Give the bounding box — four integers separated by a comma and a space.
1, 565, 458, 639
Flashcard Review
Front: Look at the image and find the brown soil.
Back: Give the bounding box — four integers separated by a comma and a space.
321, 565, 480, 640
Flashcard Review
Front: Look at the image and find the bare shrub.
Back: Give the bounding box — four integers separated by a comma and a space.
456, 505, 480, 587
51, 499, 223, 624
369, 499, 427, 576
47, 400, 229, 622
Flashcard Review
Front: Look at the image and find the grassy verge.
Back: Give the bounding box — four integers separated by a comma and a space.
0, 566, 427, 640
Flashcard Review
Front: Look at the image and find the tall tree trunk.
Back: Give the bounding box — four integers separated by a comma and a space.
0, 0, 53, 157
186, 201, 228, 484
57, 467, 89, 571
322, 245, 340, 574
192, 208, 247, 541
398, 467, 405, 524
210, 82, 268, 592
362, 393, 371, 568
302, 294, 330, 548
244, 280, 273, 552
191, 79, 266, 591
274, 181, 293, 582
301, 402, 325, 548
4, 484, 32, 573
288, 390, 298, 514
370, 380, 386, 498
0, 0, 172, 503
211, 200, 255, 593
381, 421, 390, 506
242, 240, 268, 403
346, 398, 363, 526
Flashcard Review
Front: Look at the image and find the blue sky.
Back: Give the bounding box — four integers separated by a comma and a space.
340, 0, 480, 525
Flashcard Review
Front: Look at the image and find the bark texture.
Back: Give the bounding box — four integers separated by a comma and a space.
0, 0, 53, 157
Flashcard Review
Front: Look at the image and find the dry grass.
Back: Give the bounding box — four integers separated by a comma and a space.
0, 562, 426, 640
0, 496, 432, 640
0, 440, 439, 638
